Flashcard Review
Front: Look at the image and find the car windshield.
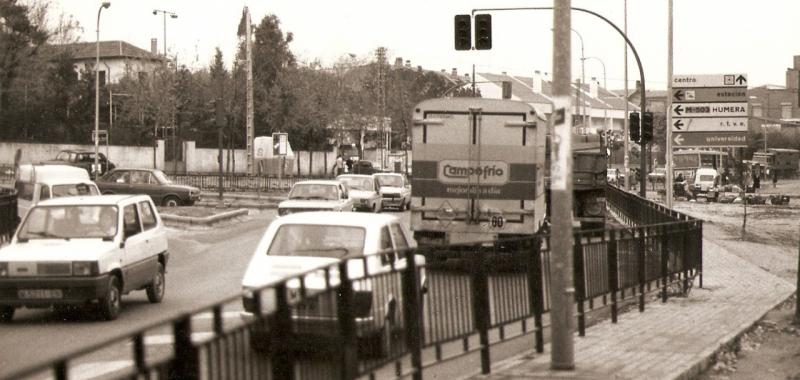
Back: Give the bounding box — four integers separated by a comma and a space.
288, 184, 339, 200
339, 177, 373, 191
152, 170, 171, 184
18, 205, 118, 240
267, 224, 365, 258
51, 183, 99, 198
376, 175, 403, 187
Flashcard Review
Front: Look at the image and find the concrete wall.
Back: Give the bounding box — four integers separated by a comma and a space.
0, 141, 163, 169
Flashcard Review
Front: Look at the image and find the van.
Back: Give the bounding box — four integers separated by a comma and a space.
692, 167, 720, 201
14, 164, 101, 218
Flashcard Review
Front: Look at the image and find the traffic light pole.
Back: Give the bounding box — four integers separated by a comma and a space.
471, 5, 648, 197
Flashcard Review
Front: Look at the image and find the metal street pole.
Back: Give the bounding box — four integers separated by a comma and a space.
623, 0, 630, 190
666, 0, 674, 207
245, 7, 254, 175
585, 57, 607, 144
95, 2, 110, 179
551, 0, 575, 370
572, 28, 587, 129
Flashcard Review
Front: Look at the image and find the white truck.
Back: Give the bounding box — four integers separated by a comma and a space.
410, 98, 547, 245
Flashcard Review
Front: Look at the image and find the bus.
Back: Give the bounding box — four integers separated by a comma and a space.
672, 149, 727, 181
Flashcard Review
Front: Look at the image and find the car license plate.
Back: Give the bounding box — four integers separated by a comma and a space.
18, 289, 63, 299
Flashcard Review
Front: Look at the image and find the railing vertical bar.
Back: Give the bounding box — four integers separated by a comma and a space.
661, 225, 669, 303
573, 234, 586, 337
608, 230, 619, 324
637, 227, 646, 313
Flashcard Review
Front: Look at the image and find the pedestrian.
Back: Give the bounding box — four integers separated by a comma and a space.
332, 155, 344, 177
345, 157, 353, 173
772, 169, 778, 188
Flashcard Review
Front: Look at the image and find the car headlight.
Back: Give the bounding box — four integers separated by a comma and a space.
72, 261, 97, 276
0, 263, 8, 277
278, 208, 289, 216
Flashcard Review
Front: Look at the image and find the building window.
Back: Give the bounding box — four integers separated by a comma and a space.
781, 103, 792, 119
752, 104, 762, 118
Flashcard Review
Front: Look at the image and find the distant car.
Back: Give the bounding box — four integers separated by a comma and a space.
648, 167, 667, 183
42, 150, 116, 178
278, 180, 355, 216
240, 212, 426, 356
374, 173, 411, 211
0, 195, 169, 321
352, 160, 379, 175
14, 164, 100, 218
336, 174, 382, 212
692, 167, 720, 201
96, 169, 201, 207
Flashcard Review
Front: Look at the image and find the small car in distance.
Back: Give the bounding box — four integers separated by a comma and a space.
277, 180, 354, 216
374, 173, 411, 211
0, 195, 169, 321
240, 212, 425, 356
42, 149, 116, 178
647, 167, 667, 183
96, 168, 201, 207
337, 174, 382, 212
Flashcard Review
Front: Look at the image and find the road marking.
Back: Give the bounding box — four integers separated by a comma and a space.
138, 332, 216, 346
194, 310, 244, 320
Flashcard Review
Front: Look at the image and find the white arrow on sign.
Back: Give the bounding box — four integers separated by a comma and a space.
673, 134, 684, 146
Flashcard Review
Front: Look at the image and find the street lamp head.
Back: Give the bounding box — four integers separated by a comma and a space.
170, 14, 178, 19
152, 9, 158, 15
102, 2, 110, 9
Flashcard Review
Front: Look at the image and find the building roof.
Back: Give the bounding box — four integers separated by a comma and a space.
39, 41, 164, 62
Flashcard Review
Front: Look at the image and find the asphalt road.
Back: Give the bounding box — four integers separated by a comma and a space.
0, 210, 277, 379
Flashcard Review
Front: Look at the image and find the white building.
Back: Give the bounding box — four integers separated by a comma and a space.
40, 40, 166, 85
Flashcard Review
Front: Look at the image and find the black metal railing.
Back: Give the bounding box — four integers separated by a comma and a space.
170, 173, 309, 192
0, 187, 17, 244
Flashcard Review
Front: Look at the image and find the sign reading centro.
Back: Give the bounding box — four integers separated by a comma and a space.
437, 160, 509, 185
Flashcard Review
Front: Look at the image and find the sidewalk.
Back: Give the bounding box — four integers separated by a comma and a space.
469, 236, 796, 380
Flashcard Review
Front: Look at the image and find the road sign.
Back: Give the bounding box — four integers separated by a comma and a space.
672, 87, 747, 103
671, 117, 748, 132
272, 132, 288, 156
672, 73, 747, 88
671, 103, 747, 118
672, 131, 747, 147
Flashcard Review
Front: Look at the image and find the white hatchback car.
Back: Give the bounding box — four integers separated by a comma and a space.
0, 195, 168, 321
278, 180, 355, 216
373, 173, 411, 211
336, 174, 382, 212
241, 212, 425, 356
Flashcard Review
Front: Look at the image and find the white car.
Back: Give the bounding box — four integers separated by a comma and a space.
336, 174, 382, 212
0, 195, 168, 321
374, 173, 411, 211
240, 212, 426, 356
277, 180, 355, 216
14, 164, 100, 218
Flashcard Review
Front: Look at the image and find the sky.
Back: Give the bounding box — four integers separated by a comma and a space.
50, 0, 800, 90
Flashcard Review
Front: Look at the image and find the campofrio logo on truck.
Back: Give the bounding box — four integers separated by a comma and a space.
437, 160, 509, 185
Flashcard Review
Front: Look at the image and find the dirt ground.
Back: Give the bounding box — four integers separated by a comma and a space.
664, 180, 800, 380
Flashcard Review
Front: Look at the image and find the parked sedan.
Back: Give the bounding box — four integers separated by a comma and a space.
336, 174, 382, 212
240, 212, 426, 356
373, 173, 411, 211
277, 180, 355, 216
96, 169, 201, 207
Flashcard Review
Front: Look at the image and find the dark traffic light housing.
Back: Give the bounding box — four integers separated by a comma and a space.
641, 111, 653, 144
474, 14, 492, 50
454, 15, 471, 50
629, 112, 640, 143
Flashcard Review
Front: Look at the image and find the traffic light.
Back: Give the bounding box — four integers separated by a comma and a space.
454, 15, 471, 50
629, 112, 640, 143
474, 14, 492, 50
641, 111, 653, 144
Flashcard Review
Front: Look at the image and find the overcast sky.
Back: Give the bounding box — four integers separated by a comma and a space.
52, 0, 797, 90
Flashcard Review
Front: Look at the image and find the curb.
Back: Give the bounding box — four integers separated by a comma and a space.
672, 292, 796, 380
160, 208, 249, 226
199, 192, 286, 202
195, 201, 280, 210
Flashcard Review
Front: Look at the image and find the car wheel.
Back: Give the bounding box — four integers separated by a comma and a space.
163, 196, 180, 207
98, 276, 121, 321
0, 306, 14, 322
146, 263, 165, 303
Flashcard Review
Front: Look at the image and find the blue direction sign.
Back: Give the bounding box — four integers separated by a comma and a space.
672, 87, 747, 103
672, 131, 747, 147
672, 117, 747, 132
671, 103, 747, 118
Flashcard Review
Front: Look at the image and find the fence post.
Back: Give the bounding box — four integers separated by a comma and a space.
470, 251, 491, 374
527, 235, 545, 353
660, 224, 669, 303
336, 261, 358, 380
697, 221, 704, 288
170, 314, 199, 379
637, 227, 646, 312
401, 249, 424, 380
573, 234, 586, 337
607, 229, 619, 323
271, 283, 295, 380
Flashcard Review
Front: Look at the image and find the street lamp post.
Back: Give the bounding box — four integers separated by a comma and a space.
571, 28, 587, 130
584, 56, 607, 144
95, 1, 111, 179
152, 9, 178, 56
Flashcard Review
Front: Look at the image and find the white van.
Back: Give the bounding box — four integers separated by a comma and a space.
14, 164, 101, 218
692, 167, 720, 201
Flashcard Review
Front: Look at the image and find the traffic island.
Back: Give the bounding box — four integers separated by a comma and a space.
159, 207, 250, 227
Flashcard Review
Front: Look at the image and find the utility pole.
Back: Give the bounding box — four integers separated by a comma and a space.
376, 47, 387, 169
665, 0, 674, 207
550, 0, 575, 370
623, 0, 630, 191
245, 7, 254, 175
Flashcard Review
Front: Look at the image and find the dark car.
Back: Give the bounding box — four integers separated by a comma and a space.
96, 168, 201, 206
352, 160, 379, 175
42, 149, 116, 178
